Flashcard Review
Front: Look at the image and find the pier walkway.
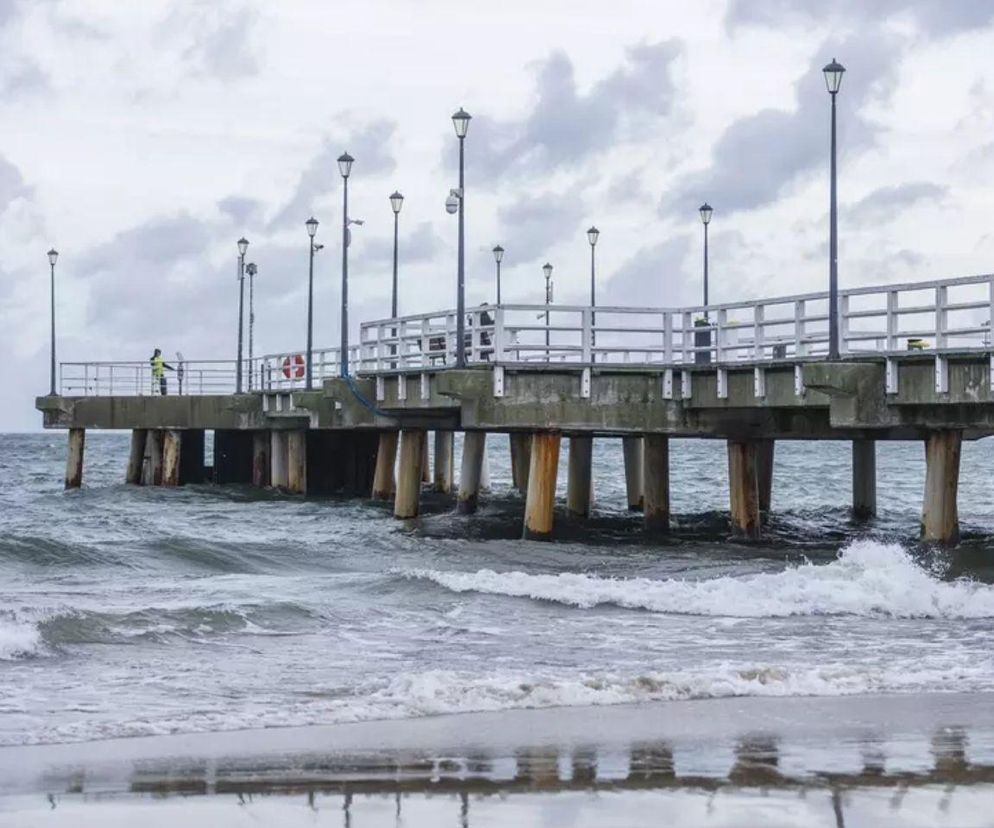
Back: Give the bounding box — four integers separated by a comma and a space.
38, 272, 994, 544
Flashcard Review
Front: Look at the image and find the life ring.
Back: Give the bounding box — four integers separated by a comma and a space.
282, 354, 306, 379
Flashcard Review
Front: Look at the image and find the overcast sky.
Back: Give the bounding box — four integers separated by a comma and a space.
2, 0, 994, 430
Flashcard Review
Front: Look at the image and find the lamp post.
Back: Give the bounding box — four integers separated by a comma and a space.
47, 248, 58, 395
246, 262, 258, 390
236, 237, 249, 393
587, 226, 599, 362
452, 107, 471, 368
698, 203, 712, 317
305, 216, 319, 389
492, 245, 504, 305
823, 58, 845, 360
543, 262, 553, 356
389, 191, 403, 318
338, 152, 354, 376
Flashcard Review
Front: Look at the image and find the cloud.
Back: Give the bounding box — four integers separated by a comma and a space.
0, 154, 28, 211
268, 120, 398, 230
468, 40, 682, 181
604, 235, 694, 307
848, 181, 946, 223
218, 195, 264, 226
726, 0, 994, 37
659, 32, 902, 217
0, 61, 49, 96
179, 3, 259, 80
359, 221, 444, 268
496, 189, 587, 264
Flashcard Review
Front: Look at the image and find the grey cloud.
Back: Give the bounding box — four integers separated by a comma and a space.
181, 4, 258, 80
849, 181, 946, 223
358, 221, 444, 268
467, 40, 682, 181
604, 235, 694, 307
496, 190, 586, 264
268, 120, 398, 230
0, 61, 49, 96
218, 195, 264, 226
0, 154, 28, 211
727, 0, 994, 37
660, 32, 902, 218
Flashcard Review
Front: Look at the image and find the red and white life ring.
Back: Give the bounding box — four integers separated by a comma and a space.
282, 354, 306, 379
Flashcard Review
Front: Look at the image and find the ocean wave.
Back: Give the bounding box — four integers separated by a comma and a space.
0, 614, 42, 660
403, 540, 994, 619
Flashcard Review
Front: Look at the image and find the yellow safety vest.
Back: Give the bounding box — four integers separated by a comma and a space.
151, 355, 165, 379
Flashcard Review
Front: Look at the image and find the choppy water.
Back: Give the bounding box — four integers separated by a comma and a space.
2, 431, 994, 746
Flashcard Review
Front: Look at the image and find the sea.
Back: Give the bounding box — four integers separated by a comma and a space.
2, 431, 994, 748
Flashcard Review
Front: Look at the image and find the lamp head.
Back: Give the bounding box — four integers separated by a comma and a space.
699, 202, 713, 225
389, 191, 404, 214
451, 107, 472, 138
245, 262, 257, 276
337, 152, 354, 179
823, 58, 845, 94
587, 226, 600, 247
305, 216, 319, 238
47, 248, 59, 266
492, 244, 504, 264
542, 262, 553, 280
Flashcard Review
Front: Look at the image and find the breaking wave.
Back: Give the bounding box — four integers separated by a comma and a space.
0, 614, 41, 661
404, 540, 994, 619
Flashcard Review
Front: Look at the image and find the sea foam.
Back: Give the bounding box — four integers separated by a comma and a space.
405, 540, 994, 619
0, 614, 41, 660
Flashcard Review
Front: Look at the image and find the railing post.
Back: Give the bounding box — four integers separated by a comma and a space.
662, 311, 673, 364
840, 294, 850, 356
753, 304, 764, 360
446, 312, 456, 365
470, 311, 481, 363
581, 308, 592, 364
794, 300, 806, 357
109, 365, 114, 396
682, 311, 693, 364
493, 307, 506, 363
935, 285, 948, 350
886, 290, 899, 352
376, 324, 386, 371
716, 309, 727, 363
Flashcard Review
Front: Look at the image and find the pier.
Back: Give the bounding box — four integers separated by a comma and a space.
38, 271, 994, 545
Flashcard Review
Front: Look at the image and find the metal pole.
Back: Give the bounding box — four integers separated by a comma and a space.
307, 240, 315, 390
828, 90, 839, 360
392, 210, 399, 318
545, 276, 551, 354
590, 244, 596, 363
236, 254, 245, 393
703, 222, 709, 319
248, 269, 254, 390
496, 260, 501, 306
456, 136, 466, 368
49, 261, 56, 395
341, 176, 349, 377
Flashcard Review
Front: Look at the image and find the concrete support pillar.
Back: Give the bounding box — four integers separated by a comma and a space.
622, 436, 644, 511
421, 437, 431, 484
126, 429, 147, 485
143, 429, 163, 486
252, 431, 271, 488
852, 439, 876, 519
161, 430, 182, 487
287, 430, 307, 494
727, 440, 761, 540
270, 431, 289, 490
566, 435, 593, 518
395, 429, 426, 519
643, 435, 670, 531
433, 430, 455, 494
480, 443, 491, 492
65, 428, 85, 489
756, 439, 775, 520
922, 430, 962, 545
457, 432, 487, 514
509, 433, 531, 494
523, 432, 561, 540
371, 432, 399, 500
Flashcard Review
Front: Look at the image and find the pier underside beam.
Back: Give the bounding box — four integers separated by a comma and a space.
371, 431, 398, 500
287, 430, 307, 494
566, 435, 593, 518
252, 431, 271, 488
524, 432, 561, 541
457, 432, 487, 515
65, 428, 85, 489
161, 430, 181, 487
126, 429, 147, 485
395, 429, 426, 519
643, 435, 670, 531
509, 433, 531, 494
270, 431, 289, 491
852, 439, 876, 519
756, 439, 775, 520
922, 430, 962, 545
622, 437, 644, 512
727, 439, 761, 540
433, 430, 455, 494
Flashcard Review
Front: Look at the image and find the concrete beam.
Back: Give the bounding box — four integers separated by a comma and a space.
143, 430, 163, 486
566, 435, 593, 518
727, 440, 761, 540
126, 429, 147, 485
852, 439, 876, 519
270, 431, 289, 490
921, 430, 962, 545
509, 433, 531, 494
65, 428, 85, 489
523, 432, 561, 540
287, 430, 307, 494
371, 432, 399, 500
457, 432, 487, 514
395, 429, 426, 519
161, 430, 181, 487
643, 435, 669, 531
433, 430, 455, 494
622, 437, 644, 511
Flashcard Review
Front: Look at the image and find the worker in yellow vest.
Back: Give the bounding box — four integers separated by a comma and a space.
149, 348, 175, 396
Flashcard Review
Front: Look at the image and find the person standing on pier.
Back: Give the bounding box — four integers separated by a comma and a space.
149, 348, 175, 395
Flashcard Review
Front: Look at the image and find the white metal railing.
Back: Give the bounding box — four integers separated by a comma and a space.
59, 360, 241, 396
355, 272, 994, 370
258, 346, 361, 390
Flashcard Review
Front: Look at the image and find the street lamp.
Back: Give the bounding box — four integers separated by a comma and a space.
389, 191, 404, 318
246, 262, 257, 390
305, 216, 320, 389
492, 245, 504, 305
338, 152, 354, 377
587, 226, 599, 362
823, 58, 845, 360
543, 262, 553, 356
47, 248, 58, 395
452, 107, 471, 367
698, 203, 712, 317
236, 237, 249, 393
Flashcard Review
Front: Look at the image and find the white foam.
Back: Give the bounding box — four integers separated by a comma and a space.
0, 616, 41, 660
404, 540, 994, 619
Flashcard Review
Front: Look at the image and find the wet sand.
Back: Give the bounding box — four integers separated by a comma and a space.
3, 692, 994, 826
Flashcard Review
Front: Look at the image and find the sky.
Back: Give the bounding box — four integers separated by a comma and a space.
2, 0, 994, 430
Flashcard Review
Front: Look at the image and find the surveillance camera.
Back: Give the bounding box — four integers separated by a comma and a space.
314, 244, 324, 251
445, 195, 459, 214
